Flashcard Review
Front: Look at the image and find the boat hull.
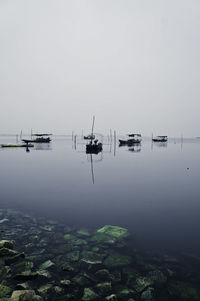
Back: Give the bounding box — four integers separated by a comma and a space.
119, 139, 141, 145
1, 144, 34, 148
86, 143, 102, 154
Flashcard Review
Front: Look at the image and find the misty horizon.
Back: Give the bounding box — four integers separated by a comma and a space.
1, 0, 200, 136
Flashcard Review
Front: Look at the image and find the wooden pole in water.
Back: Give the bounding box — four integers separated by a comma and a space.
110, 129, 112, 144
72, 131, 74, 141
114, 130, 116, 156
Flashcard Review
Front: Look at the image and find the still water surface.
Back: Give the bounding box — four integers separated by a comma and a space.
1, 136, 200, 255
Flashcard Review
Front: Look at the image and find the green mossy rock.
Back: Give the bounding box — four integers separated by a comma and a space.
39, 260, 55, 270
104, 253, 132, 268
82, 288, 98, 301
97, 225, 129, 240
141, 287, 154, 301
105, 294, 117, 301
0, 248, 17, 257
77, 229, 90, 236
0, 240, 14, 249
133, 277, 153, 293
0, 284, 11, 298
81, 251, 105, 265
72, 274, 91, 286
95, 282, 112, 295
168, 281, 200, 300
95, 269, 111, 280
13, 270, 38, 281
66, 251, 79, 262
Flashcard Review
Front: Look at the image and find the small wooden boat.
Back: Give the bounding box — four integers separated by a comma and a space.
1, 144, 34, 148
119, 134, 142, 145
86, 142, 103, 154
84, 134, 95, 140
22, 138, 51, 143
152, 136, 168, 142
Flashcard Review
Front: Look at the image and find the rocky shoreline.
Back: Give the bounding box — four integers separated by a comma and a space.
0, 209, 200, 300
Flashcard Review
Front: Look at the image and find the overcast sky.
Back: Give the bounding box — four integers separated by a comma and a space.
0, 0, 200, 136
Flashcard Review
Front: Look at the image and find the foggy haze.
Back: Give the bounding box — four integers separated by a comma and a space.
0, 0, 200, 137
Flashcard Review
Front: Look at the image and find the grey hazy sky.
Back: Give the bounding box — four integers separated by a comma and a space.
0, 0, 200, 136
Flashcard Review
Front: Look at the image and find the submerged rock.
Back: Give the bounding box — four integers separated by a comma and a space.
0, 284, 12, 298
97, 225, 129, 240
0, 240, 14, 249
5, 252, 25, 265
168, 281, 200, 300
133, 277, 153, 293
13, 270, 38, 280
82, 288, 98, 301
141, 287, 154, 301
95, 282, 112, 295
0, 247, 18, 257
104, 253, 132, 268
105, 294, 117, 301
11, 290, 42, 301
39, 260, 55, 270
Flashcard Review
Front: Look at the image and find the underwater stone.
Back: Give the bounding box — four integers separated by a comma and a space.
11, 290, 41, 301
0, 218, 9, 224
95, 282, 112, 295
104, 253, 132, 268
141, 287, 154, 301
72, 274, 91, 286
60, 279, 71, 286
38, 284, 53, 295
117, 288, 135, 299
39, 260, 55, 270
40, 225, 55, 232
63, 234, 76, 241
13, 270, 38, 281
95, 269, 111, 280
37, 269, 52, 279
97, 225, 129, 240
0, 284, 12, 298
91, 233, 116, 245
5, 252, 25, 265
82, 288, 98, 301
81, 251, 104, 265
66, 251, 80, 262
168, 281, 200, 300
147, 270, 167, 285
0, 247, 18, 257
0, 240, 14, 249
105, 294, 117, 301
77, 228, 90, 236
16, 283, 30, 290
133, 277, 153, 293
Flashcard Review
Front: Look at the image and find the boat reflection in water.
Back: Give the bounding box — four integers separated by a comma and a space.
128, 144, 142, 153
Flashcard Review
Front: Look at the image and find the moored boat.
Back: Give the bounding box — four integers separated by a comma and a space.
1, 144, 34, 148
86, 142, 103, 154
119, 134, 142, 145
152, 136, 168, 142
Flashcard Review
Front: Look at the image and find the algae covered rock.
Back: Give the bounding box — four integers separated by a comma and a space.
0, 284, 12, 298
97, 225, 129, 240
105, 294, 117, 301
11, 290, 42, 301
133, 277, 153, 293
82, 288, 98, 301
168, 281, 200, 300
141, 287, 154, 301
104, 253, 132, 268
0, 240, 14, 249
95, 282, 112, 295
39, 260, 55, 270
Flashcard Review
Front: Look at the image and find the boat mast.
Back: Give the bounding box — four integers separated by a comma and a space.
91, 116, 95, 137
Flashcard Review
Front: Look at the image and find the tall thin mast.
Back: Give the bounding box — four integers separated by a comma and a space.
91, 116, 95, 136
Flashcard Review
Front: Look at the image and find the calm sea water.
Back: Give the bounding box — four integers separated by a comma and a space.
1, 136, 200, 255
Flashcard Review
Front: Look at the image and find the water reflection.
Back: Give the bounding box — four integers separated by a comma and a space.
128, 144, 142, 152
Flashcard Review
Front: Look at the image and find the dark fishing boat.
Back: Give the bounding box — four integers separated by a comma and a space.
152, 135, 168, 142
22, 133, 52, 143
119, 134, 142, 145
86, 142, 103, 154
85, 116, 103, 154
84, 134, 95, 140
